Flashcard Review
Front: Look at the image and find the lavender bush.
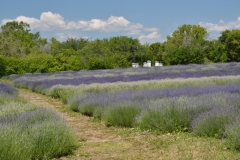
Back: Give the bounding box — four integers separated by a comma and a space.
225, 120, 240, 150
191, 107, 238, 138
103, 104, 140, 127
0, 92, 77, 159
0, 82, 18, 96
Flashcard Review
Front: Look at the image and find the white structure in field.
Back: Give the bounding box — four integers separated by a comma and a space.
147, 60, 151, 67
132, 63, 139, 68
143, 60, 151, 67
155, 61, 163, 67
135, 61, 163, 68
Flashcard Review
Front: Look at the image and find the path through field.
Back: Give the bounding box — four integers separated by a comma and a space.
18, 88, 240, 160
18, 89, 158, 160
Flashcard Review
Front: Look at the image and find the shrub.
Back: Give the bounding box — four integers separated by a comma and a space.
225, 120, 240, 151
78, 104, 97, 117
93, 106, 105, 120
191, 107, 237, 138
139, 105, 209, 133
103, 104, 140, 127
0, 107, 77, 160
0, 82, 18, 96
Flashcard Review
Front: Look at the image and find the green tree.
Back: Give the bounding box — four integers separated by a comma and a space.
108, 36, 141, 62
165, 24, 209, 65
60, 37, 89, 51
0, 21, 47, 57
167, 24, 209, 49
205, 40, 228, 63
219, 29, 240, 61
168, 46, 204, 65
0, 55, 6, 77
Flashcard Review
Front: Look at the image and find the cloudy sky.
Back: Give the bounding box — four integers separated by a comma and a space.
1, 0, 240, 43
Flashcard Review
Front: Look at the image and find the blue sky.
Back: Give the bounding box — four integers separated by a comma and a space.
1, 0, 240, 43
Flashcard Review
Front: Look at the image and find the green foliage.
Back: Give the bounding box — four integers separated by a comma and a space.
87, 57, 110, 70
0, 55, 6, 77
192, 110, 235, 138
0, 21, 47, 58
78, 104, 98, 117
5, 57, 26, 75
61, 37, 89, 51
205, 40, 228, 63
24, 54, 58, 73
225, 121, 240, 151
168, 46, 204, 65
93, 106, 105, 120
167, 24, 209, 48
139, 105, 206, 133
164, 24, 209, 65
219, 29, 240, 62
103, 104, 140, 127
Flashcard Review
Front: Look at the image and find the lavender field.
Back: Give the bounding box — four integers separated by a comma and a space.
4, 62, 240, 151
0, 82, 77, 160
6, 62, 240, 93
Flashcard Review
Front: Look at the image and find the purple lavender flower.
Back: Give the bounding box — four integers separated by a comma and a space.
0, 83, 18, 96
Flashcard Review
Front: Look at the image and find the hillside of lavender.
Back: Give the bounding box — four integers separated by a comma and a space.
4, 62, 240, 151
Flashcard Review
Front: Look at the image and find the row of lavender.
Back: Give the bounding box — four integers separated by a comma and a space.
7, 62, 240, 93
66, 83, 240, 150
0, 82, 77, 159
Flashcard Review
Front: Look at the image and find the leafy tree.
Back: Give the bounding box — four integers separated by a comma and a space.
167, 24, 209, 49
165, 24, 209, 65
54, 49, 82, 71
49, 37, 62, 55
205, 40, 228, 63
60, 37, 89, 51
4, 57, 26, 75
107, 36, 141, 63
219, 29, 240, 61
168, 46, 204, 65
0, 55, 6, 77
135, 43, 154, 64
0, 21, 47, 57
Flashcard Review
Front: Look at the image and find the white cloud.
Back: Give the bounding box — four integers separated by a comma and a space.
1, 11, 163, 43
2, 12, 67, 30
40, 12, 66, 29
199, 17, 240, 32
1, 12, 144, 34
139, 31, 161, 43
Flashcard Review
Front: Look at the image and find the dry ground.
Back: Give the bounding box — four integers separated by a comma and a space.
18, 89, 240, 160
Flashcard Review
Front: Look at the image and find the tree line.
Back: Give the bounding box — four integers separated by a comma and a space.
0, 21, 240, 77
